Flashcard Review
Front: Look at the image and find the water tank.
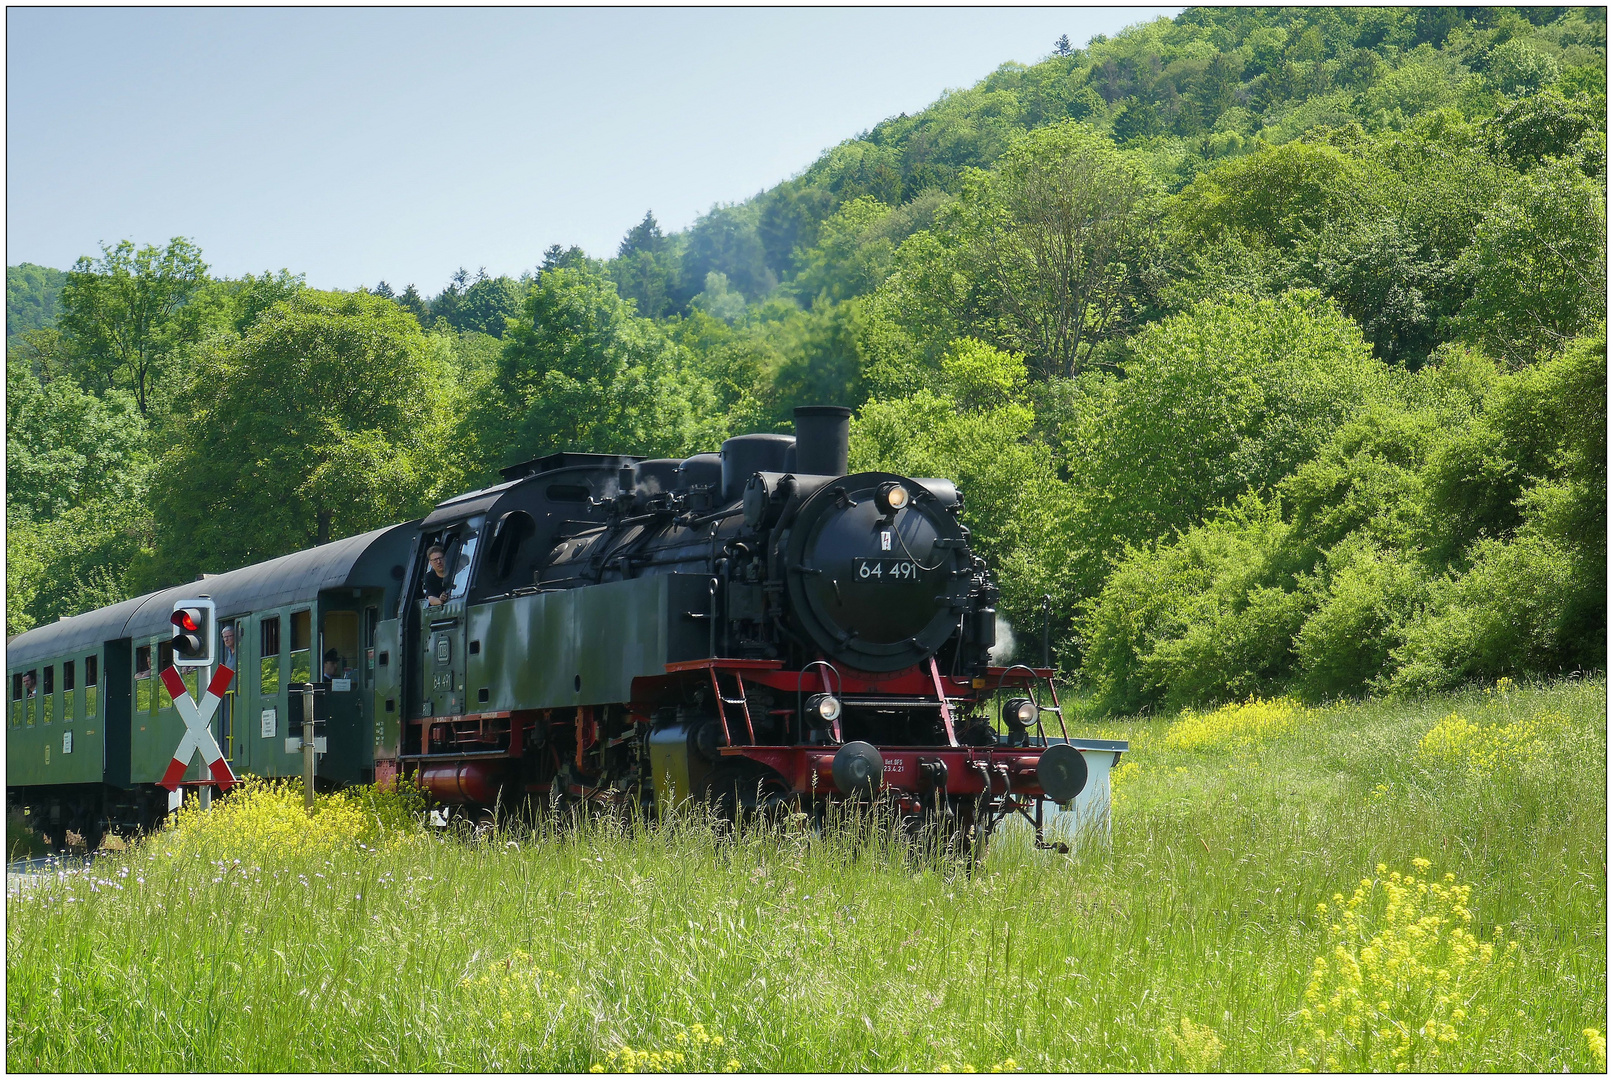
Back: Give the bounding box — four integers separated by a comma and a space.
676, 453, 722, 492
634, 459, 681, 496
720, 434, 795, 503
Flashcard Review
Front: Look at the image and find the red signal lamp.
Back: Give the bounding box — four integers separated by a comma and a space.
170, 601, 214, 666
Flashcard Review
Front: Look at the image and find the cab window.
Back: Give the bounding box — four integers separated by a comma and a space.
420, 517, 483, 603
450, 527, 480, 598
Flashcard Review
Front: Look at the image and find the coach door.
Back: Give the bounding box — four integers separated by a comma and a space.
256, 613, 289, 777
103, 641, 133, 788
317, 600, 370, 785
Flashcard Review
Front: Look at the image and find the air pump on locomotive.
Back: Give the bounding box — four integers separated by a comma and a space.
7, 406, 1113, 853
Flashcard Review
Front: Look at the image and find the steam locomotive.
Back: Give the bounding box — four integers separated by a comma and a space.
6, 406, 1122, 854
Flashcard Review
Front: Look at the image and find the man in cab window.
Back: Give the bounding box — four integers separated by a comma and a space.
423, 545, 450, 607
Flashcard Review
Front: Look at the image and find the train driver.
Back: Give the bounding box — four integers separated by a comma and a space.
423, 544, 450, 607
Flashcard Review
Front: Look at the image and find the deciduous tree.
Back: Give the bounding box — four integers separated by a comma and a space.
150, 290, 459, 580
57, 238, 211, 413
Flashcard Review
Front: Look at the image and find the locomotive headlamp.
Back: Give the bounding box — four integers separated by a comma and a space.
875, 481, 910, 516
1002, 697, 1038, 730
805, 693, 842, 727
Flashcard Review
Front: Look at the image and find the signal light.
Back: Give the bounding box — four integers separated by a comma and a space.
170, 599, 215, 668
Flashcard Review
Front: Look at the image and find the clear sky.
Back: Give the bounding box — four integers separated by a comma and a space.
7, 7, 1177, 293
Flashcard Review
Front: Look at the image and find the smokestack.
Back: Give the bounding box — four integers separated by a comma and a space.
793, 406, 851, 477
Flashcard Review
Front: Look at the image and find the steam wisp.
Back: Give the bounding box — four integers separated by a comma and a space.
989, 614, 1016, 665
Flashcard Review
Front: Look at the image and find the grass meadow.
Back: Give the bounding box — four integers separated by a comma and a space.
6, 677, 1606, 1072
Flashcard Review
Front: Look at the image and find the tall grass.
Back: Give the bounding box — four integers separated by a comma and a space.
7, 678, 1605, 1072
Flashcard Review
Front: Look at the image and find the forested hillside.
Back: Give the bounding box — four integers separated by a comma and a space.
7, 6, 1605, 711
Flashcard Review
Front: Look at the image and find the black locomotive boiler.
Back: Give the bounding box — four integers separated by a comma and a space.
8, 406, 1116, 853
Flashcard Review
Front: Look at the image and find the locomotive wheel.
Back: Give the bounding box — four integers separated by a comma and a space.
948, 796, 991, 870
703, 764, 792, 829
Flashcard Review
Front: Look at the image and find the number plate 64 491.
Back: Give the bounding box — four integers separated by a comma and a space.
854, 558, 920, 581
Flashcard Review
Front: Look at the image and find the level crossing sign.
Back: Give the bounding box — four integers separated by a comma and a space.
157, 664, 237, 792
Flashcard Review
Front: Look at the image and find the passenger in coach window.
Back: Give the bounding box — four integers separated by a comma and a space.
220, 623, 238, 670
22, 671, 37, 697
423, 544, 450, 607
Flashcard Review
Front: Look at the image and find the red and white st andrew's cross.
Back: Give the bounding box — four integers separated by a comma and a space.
157, 665, 237, 791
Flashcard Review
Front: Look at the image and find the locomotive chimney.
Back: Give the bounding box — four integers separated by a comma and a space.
793, 406, 851, 477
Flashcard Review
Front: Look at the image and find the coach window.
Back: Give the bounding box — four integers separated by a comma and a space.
63, 660, 76, 723
135, 646, 154, 716
157, 642, 176, 708
260, 616, 282, 696
289, 609, 312, 685
85, 655, 99, 720
10, 673, 21, 728
42, 666, 54, 724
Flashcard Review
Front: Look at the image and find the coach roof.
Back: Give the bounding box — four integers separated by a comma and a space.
6, 522, 416, 667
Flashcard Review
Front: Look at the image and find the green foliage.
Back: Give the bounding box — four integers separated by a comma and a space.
1454, 157, 1607, 365
679, 204, 775, 309
1293, 539, 1431, 699
56, 237, 213, 414
1388, 533, 1581, 694
485, 265, 708, 468
861, 124, 1164, 385
225, 270, 306, 335
784, 196, 901, 305
5, 357, 147, 523
1067, 292, 1390, 599
1173, 141, 1371, 250
954, 122, 1165, 378
6, 262, 66, 340
150, 290, 458, 581
611, 211, 681, 319
1080, 330, 1607, 711
7, 494, 153, 633
429, 267, 525, 337
1486, 88, 1606, 169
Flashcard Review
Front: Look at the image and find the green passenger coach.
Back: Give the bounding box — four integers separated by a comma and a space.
6, 523, 415, 849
